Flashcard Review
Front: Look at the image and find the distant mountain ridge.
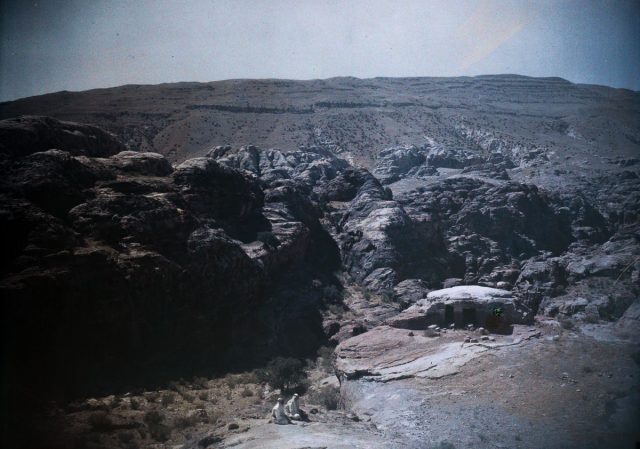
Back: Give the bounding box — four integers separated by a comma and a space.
1, 75, 637, 168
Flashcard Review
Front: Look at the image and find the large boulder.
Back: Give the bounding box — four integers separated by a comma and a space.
102, 151, 173, 176
338, 174, 448, 287
0, 149, 99, 217
372, 145, 431, 184
173, 157, 267, 241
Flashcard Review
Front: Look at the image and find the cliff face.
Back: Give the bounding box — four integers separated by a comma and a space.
0, 119, 346, 411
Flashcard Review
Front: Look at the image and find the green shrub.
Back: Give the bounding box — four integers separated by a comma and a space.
308, 385, 340, 410
323, 285, 341, 302
265, 357, 307, 392
174, 415, 199, 429
161, 392, 175, 406
225, 376, 238, 389
198, 392, 209, 401
129, 398, 141, 410
292, 378, 311, 395
559, 316, 575, 330
380, 291, 394, 303
143, 411, 170, 442
236, 371, 259, 384
143, 411, 164, 426
117, 431, 135, 444
149, 424, 171, 442
317, 346, 335, 371
240, 388, 254, 397
109, 396, 122, 409
192, 377, 209, 390
88, 412, 113, 432
180, 390, 195, 402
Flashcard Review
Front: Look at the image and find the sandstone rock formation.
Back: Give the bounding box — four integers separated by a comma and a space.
0, 75, 638, 448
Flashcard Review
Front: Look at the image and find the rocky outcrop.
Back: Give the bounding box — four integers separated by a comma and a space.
0, 121, 342, 407
426, 146, 486, 169
516, 225, 640, 318
396, 177, 610, 285
372, 145, 433, 184
333, 174, 449, 290
209, 144, 349, 193
0, 115, 125, 158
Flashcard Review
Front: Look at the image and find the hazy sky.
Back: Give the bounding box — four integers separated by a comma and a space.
1, 0, 639, 101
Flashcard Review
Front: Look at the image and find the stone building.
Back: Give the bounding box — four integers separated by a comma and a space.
387, 285, 531, 331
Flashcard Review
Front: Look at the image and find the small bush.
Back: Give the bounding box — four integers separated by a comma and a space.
144, 411, 170, 442
161, 392, 175, 406
143, 410, 164, 426
584, 312, 599, 324
198, 392, 209, 401
149, 424, 171, 442
240, 388, 254, 397
265, 357, 307, 392
559, 317, 575, 330
323, 285, 341, 302
180, 391, 195, 402
380, 291, 394, 303
225, 376, 239, 390
130, 398, 141, 410
292, 378, 311, 395
192, 377, 209, 390
174, 415, 199, 429
308, 385, 341, 410
316, 345, 335, 371
88, 412, 113, 432
117, 431, 135, 444
236, 371, 259, 384
327, 303, 344, 316
146, 392, 159, 403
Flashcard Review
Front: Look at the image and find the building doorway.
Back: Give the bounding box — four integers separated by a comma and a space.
445, 305, 455, 326
462, 308, 477, 326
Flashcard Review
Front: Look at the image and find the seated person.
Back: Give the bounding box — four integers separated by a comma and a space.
271, 397, 291, 424
285, 393, 307, 421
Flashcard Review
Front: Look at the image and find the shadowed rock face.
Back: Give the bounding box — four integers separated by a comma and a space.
0, 135, 343, 415
0, 115, 126, 158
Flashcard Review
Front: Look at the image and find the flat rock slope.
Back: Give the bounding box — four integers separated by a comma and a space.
0, 76, 638, 449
